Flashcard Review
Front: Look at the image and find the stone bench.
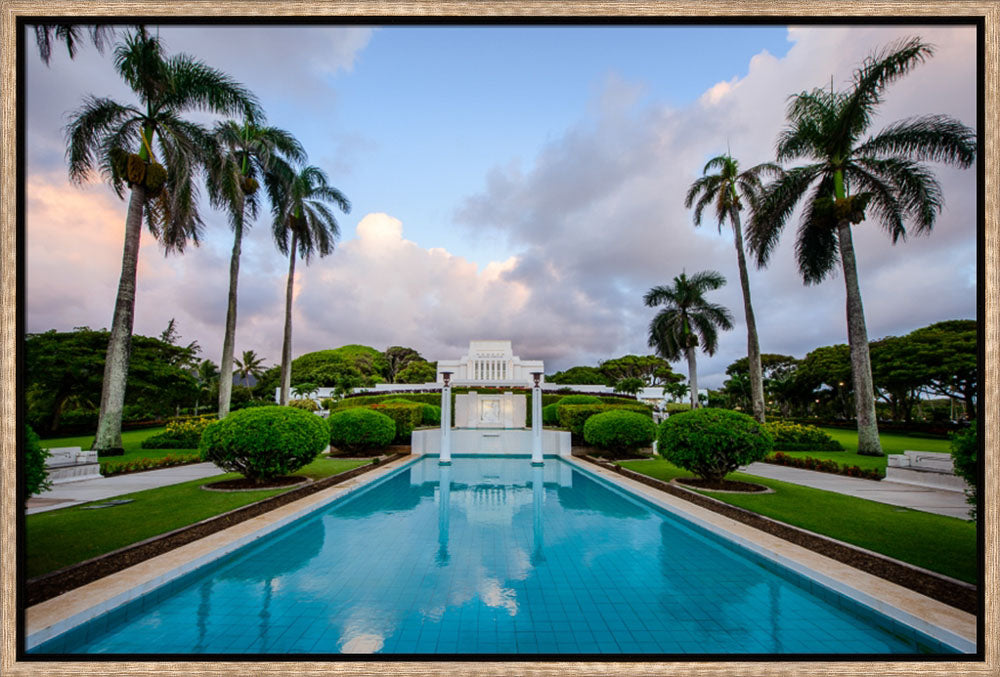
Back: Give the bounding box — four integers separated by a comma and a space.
885, 450, 969, 493
44, 447, 102, 484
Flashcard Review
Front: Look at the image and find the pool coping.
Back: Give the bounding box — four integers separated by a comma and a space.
24, 454, 420, 651
563, 456, 977, 654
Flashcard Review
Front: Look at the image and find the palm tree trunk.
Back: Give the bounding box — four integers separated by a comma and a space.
686, 346, 698, 409
279, 232, 297, 406
837, 220, 883, 456
730, 208, 765, 422
93, 185, 146, 453
217, 214, 244, 419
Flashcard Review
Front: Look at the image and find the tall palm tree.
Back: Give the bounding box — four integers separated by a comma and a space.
685, 154, 781, 423
207, 121, 305, 418
644, 271, 734, 409
746, 37, 976, 456
268, 164, 350, 405
234, 350, 267, 388
66, 28, 260, 452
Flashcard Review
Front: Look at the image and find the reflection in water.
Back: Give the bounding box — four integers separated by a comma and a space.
259, 578, 273, 653
557, 470, 649, 519
770, 579, 783, 653
194, 580, 212, 652
437, 464, 451, 566
531, 464, 545, 565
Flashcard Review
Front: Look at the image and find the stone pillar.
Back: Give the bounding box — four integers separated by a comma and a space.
440, 372, 452, 465
531, 372, 543, 465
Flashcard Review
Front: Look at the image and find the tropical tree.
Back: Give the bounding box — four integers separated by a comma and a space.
193, 359, 220, 416
268, 164, 351, 405
207, 121, 305, 418
33, 23, 117, 65
644, 271, 734, 409
747, 37, 976, 455
233, 349, 267, 388
685, 154, 781, 423
66, 28, 260, 453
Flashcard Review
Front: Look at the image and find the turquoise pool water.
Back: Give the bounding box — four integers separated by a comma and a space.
31, 455, 957, 655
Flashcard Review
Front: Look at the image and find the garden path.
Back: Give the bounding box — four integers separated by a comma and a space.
26, 463, 225, 515
741, 462, 971, 519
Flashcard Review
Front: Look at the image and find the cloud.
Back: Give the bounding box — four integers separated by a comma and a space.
452, 25, 977, 384
24, 25, 978, 387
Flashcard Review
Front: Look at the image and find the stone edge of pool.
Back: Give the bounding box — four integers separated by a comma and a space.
563, 456, 976, 654
24, 454, 422, 651
24, 453, 976, 655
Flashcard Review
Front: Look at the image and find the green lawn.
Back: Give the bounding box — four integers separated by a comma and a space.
619, 458, 976, 584
40, 427, 191, 463
772, 427, 954, 473
26, 456, 368, 578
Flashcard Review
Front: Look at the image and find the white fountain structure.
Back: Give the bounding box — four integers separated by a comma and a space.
411, 341, 571, 461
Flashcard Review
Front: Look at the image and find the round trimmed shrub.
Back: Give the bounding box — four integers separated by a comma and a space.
555, 394, 603, 406
328, 408, 396, 454
199, 406, 329, 484
542, 403, 561, 425
583, 410, 656, 459
420, 403, 441, 426
25, 425, 51, 496
658, 408, 773, 483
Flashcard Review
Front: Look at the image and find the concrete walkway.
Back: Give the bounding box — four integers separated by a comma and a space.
741, 462, 972, 519
26, 462, 226, 515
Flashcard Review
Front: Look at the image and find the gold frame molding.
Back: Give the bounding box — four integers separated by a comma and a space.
1, 2, 996, 675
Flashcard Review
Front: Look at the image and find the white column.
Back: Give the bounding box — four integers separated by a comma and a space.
440, 379, 452, 465
531, 374, 543, 465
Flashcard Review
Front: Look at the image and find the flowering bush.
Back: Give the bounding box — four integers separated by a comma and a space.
289, 398, 319, 412
762, 421, 843, 451
765, 452, 883, 480
141, 417, 215, 449
101, 453, 201, 477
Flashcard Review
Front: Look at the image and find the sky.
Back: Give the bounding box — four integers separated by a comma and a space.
23, 22, 979, 388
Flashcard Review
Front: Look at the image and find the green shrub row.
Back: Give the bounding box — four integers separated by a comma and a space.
766, 452, 883, 481
100, 453, 201, 477
762, 421, 843, 451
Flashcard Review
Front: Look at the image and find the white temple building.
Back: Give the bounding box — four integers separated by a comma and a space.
435, 340, 544, 387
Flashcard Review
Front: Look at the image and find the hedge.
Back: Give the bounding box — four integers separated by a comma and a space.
367, 402, 422, 443
761, 421, 843, 451
557, 403, 653, 438
765, 452, 883, 481
328, 409, 396, 454
583, 410, 656, 459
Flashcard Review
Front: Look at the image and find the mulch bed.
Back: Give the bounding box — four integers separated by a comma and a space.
582, 456, 977, 615
25, 453, 409, 607
675, 478, 768, 493
201, 476, 309, 491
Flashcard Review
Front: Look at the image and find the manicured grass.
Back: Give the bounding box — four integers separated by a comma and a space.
26, 456, 368, 578
619, 458, 977, 584
40, 427, 191, 463
771, 427, 954, 473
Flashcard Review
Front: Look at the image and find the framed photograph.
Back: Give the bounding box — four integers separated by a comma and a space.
3, 2, 994, 675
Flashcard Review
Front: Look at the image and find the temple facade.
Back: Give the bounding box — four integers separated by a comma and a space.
435, 340, 544, 387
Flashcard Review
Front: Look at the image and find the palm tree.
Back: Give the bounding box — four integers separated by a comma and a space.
685, 154, 781, 423
207, 121, 305, 418
746, 37, 976, 456
644, 271, 734, 409
234, 350, 267, 388
193, 359, 220, 416
33, 23, 117, 65
66, 28, 260, 452
268, 164, 350, 405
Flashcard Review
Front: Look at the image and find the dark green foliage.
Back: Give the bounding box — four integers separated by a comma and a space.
658, 408, 774, 482
614, 377, 646, 396
547, 366, 609, 385
558, 403, 652, 438
583, 410, 657, 459
950, 421, 977, 519
367, 402, 422, 443
328, 409, 396, 454
542, 403, 561, 425
25, 328, 199, 435
25, 425, 51, 496
199, 406, 329, 483
396, 360, 437, 384
382, 398, 440, 426
556, 394, 603, 407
